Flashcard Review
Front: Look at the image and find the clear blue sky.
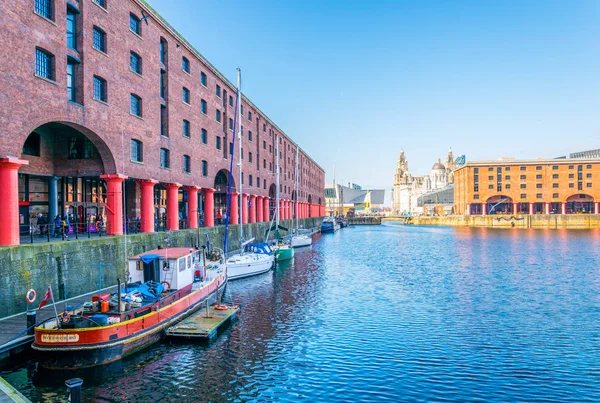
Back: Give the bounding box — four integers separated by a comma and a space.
148, 0, 600, 189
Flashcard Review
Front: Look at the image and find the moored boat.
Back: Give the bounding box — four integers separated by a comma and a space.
32, 247, 226, 370
321, 217, 340, 233
227, 242, 275, 280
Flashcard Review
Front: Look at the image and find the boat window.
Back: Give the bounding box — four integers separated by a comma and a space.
187, 256, 192, 268
178, 257, 185, 272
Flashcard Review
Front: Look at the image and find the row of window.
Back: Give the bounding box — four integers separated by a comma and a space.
478, 173, 593, 182
477, 164, 595, 173
474, 194, 566, 200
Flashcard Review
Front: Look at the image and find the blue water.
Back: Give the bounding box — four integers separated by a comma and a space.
4, 223, 600, 402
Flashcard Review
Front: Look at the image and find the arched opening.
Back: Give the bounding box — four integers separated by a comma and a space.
486, 195, 513, 214
566, 194, 594, 214
18, 122, 116, 236
214, 169, 236, 224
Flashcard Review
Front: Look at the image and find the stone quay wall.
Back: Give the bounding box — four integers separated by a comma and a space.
0, 218, 321, 317
384, 215, 600, 229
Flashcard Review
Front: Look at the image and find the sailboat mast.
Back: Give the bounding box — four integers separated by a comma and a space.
276, 134, 280, 228
295, 145, 299, 232
236, 68, 242, 246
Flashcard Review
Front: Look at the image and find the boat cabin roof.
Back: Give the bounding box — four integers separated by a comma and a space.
129, 248, 197, 260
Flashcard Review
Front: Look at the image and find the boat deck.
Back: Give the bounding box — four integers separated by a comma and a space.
165, 304, 239, 340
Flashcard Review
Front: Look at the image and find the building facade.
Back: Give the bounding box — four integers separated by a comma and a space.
392, 148, 457, 215
454, 159, 600, 215
325, 184, 385, 216
0, 0, 325, 246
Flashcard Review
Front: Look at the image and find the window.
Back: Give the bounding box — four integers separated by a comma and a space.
553, 183, 558, 188
521, 194, 527, 199
201, 128, 207, 144
93, 0, 106, 7
248, 111, 252, 121
587, 165, 592, 169
93, 27, 106, 53
202, 160, 208, 176
200, 72, 207, 86
93, 76, 107, 102
474, 168, 479, 174
536, 184, 542, 189
505, 175, 510, 180
229, 118, 233, 130
264, 179, 266, 189
505, 167, 510, 171
587, 173, 593, 179
249, 152, 253, 163
130, 139, 142, 162
263, 159, 266, 169
229, 96, 233, 107
182, 120, 190, 138
130, 13, 141, 36
578, 165, 583, 171
22, 133, 41, 157
183, 155, 191, 173
182, 87, 190, 104
552, 166, 558, 170
160, 38, 167, 65
536, 166, 542, 171
182, 57, 190, 73
201, 99, 207, 114
520, 166, 526, 171
569, 165, 574, 170
536, 194, 542, 199
520, 184, 526, 189
536, 174, 542, 179
216, 109, 221, 122
249, 175, 253, 187
216, 84, 221, 98
553, 193, 559, 199
130, 94, 142, 117
68, 137, 95, 159
216, 136, 221, 150
569, 183, 574, 188
130, 51, 142, 74
35, 48, 54, 80
160, 70, 166, 99
586, 182, 592, 188
488, 184, 494, 190
160, 148, 169, 168
488, 167, 493, 172
248, 131, 252, 141
35, 0, 54, 19
505, 184, 511, 189
263, 123, 266, 132
474, 194, 479, 200
569, 173, 574, 179
67, 58, 79, 103
160, 105, 168, 137
473, 183, 479, 192
256, 177, 260, 187
488, 176, 493, 180
474, 175, 479, 182
552, 174, 558, 179
66, 6, 78, 50
263, 141, 267, 150
229, 143, 234, 157
578, 182, 583, 190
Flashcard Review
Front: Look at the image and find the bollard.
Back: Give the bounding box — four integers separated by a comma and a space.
26, 310, 36, 335
65, 378, 83, 403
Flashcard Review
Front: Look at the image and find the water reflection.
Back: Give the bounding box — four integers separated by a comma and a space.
3, 224, 600, 402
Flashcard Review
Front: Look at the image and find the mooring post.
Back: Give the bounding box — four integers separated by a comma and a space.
65, 378, 83, 403
26, 310, 36, 335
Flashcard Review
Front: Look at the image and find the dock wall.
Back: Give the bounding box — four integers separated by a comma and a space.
0, 218, 321, 318
384, 214, 600, 229
348, 217, 381, 225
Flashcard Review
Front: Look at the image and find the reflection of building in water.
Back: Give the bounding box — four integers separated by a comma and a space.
393, 148, 457, 215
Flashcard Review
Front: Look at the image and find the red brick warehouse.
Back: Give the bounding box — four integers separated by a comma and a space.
0, 0, 326, 246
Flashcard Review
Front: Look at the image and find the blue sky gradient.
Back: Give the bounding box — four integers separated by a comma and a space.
148, 0, 600, 189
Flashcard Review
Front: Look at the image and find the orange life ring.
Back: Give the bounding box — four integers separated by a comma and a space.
25, 289, 36, 304
61, 311, 71, 323
161, 281, 170, 291
214, 304, 228, 310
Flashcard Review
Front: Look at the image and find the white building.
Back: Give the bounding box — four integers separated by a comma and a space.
393, 148, 457, 215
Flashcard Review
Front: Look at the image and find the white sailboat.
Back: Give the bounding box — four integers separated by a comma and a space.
226, 68, 275, 280
291, 145, 312, 248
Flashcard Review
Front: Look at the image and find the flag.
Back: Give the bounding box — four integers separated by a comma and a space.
38, 287, 52, 311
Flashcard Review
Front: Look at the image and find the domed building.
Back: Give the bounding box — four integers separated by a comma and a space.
392, 148, 457, 215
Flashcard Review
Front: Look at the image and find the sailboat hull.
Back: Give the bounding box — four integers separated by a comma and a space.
275, 246, 294, 261
227, 254, 274, 280
291, 236, 312, 248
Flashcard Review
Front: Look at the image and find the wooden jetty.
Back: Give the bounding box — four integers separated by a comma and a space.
166, 304, 239, 340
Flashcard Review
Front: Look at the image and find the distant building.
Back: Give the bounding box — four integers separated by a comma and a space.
393, 148, 457, 215
570, 149, 600, 159
454, 158, 600, 215
325, 184, 385, 216
417, 185, 454, 215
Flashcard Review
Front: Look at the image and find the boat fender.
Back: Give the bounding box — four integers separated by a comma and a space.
161, 281, 170, 291
25, 289, 36, 304
61, 311, 71, 324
